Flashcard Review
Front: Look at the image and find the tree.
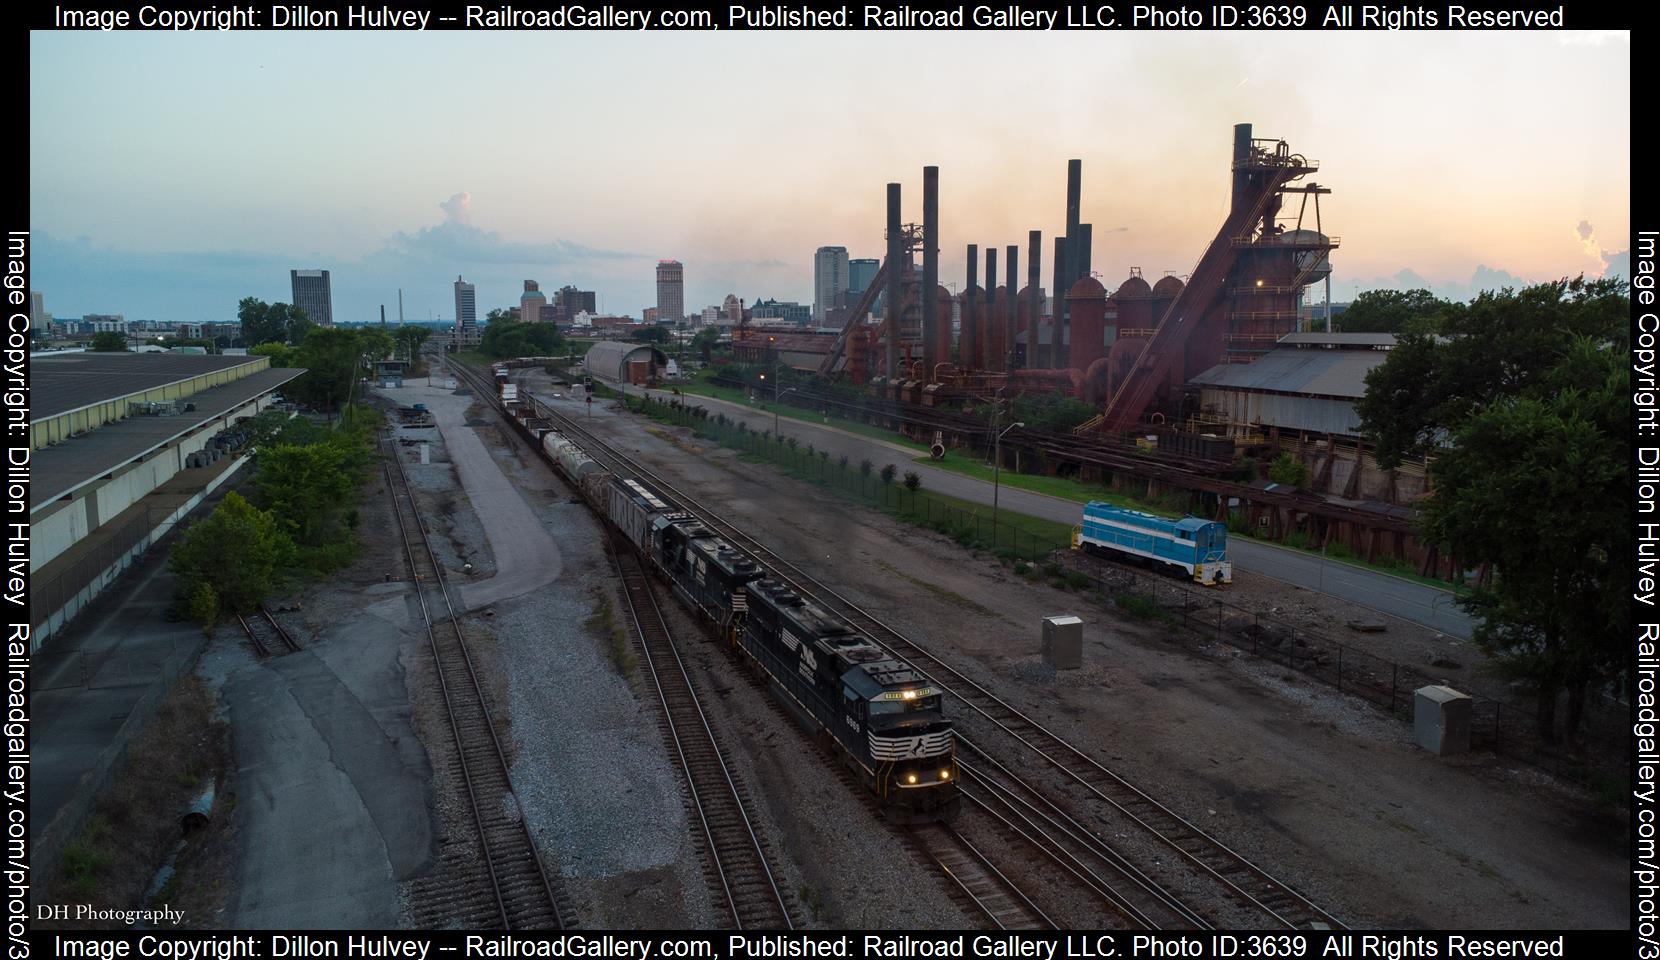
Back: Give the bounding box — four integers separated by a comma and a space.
1418, 346, 1627, 743
250, 342, 293, 367
288, 327, 361, 411
692, 327, 722, 362
880, 463, 897, 485
1333, 288, 1449, 334
631, 325, 670, 345
170, 491, 292, 617
1357, 276, 1627, 468
903, 471, 921, 493
89, 331, 127, 351
239, 298, 314, 345
480, 319, 564, 360
254, 439, 363, 547
1358, 277, 1629, 744
393, 324, 431, 362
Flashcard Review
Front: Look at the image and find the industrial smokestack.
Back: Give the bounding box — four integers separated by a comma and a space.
1027, 230, 1041, 369
964, 243, 978, 368
398, 289, 404, 324
380, 304, 386, 327
922, 166, 939, 381
1076, 223, 1093, 285
985, 247, 997, 370
1052, 235, 1067, 368
886, 182, 902, 378
1064, 159, 1082, 329
1005, 244, 1018, 372
1231, 122, 1253, 213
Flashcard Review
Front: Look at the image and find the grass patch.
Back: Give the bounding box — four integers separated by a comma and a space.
914, 451, 1186, 515
586, 591, 636, 677
676, 379, 932, 452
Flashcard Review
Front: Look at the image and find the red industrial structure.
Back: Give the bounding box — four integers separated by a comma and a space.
817, 122, 1335, 437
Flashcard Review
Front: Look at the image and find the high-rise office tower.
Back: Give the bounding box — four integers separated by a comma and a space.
848, 258, 879, 297
656, 260, 684, 322
813, 246, 849, 322
454, 275, 477, 337
290, 269, 334, 326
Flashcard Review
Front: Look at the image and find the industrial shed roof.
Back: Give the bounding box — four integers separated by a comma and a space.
33, 367, 304, 512
1188, 347, 1388, 400
583, 341, 667, 382
1275, 332, 1397, 348
32, 353, 267, 420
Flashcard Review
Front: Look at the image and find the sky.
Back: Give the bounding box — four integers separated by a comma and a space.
29, 29, 1631, 324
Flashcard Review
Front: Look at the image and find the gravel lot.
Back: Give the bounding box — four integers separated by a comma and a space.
541, 388, 1627, 930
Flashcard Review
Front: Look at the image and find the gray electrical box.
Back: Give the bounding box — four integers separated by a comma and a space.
1414, 685, 1472, 756
1042, 615, 1083, 670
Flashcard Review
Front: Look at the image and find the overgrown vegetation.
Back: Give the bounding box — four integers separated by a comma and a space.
169, 408, 379, 626
47, 678, 226, 918
586, 591, 636, 677
480, 313, 566, 359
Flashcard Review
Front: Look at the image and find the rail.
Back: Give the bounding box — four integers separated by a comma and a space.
384, 440, 567, 930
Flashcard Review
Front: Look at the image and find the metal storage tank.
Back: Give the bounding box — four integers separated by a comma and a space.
1066, 276, 1109, 371
1113, 273, 1156, 334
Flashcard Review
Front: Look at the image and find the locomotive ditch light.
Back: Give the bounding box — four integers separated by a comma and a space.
939, 769, 951, 780
906, 773, 919, 784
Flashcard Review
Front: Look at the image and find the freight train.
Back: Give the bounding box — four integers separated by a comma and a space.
1073, 501, 1232, 586
530, 419, 958, 821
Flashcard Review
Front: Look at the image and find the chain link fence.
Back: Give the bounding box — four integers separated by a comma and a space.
635, 393, 1625, 787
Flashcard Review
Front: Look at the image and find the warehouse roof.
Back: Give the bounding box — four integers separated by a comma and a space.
33, 367, 304, 512
1276, 332, 1397, 348
33, 353, 267, 421
1189, 346, 1388, 399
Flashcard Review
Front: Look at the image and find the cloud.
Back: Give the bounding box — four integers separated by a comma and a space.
439, 191, 472, 226
1602, 249, 1631, 282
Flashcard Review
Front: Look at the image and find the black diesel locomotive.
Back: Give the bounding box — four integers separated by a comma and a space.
587, 446, 959, 821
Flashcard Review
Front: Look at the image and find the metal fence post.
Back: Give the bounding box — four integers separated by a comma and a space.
1390, 664, 1399, 713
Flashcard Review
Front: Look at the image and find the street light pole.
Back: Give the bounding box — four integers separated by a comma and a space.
992, 420, 1025, 544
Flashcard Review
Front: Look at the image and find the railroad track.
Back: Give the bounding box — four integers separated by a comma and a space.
608, 538, 795, 930
495, 377, 1342, 931
237, 607, 302, 658
908, 822, 1054, 930
384, 439, 567, 930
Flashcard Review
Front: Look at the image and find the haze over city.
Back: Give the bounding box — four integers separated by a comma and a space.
30, 29, 1630, 323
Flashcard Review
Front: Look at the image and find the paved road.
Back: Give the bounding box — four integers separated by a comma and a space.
587, 379, 1476, 640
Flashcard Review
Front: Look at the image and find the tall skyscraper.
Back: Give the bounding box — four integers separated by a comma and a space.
453, 275, 477, 337
290, 269, 334, 326
520, 280, 547, 324
813, 246, 849, 322
656, 260, 684, 323
555, 285, 597, 316
848, 258, 880, 297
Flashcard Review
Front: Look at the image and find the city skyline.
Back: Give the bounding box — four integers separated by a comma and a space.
29, 30, 1631, 322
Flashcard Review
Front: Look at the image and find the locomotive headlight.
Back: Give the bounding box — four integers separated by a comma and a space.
906, 773, 919, 784
901, 689, 916, 700
939, 769, 951, 780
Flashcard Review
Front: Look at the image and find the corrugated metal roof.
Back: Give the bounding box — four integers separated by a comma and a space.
1188, 347, 1387, 399
583, 341, 666, 381
33, 367, 305, 511
1276, 332, 1397, 347
33, 353, 267, 420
